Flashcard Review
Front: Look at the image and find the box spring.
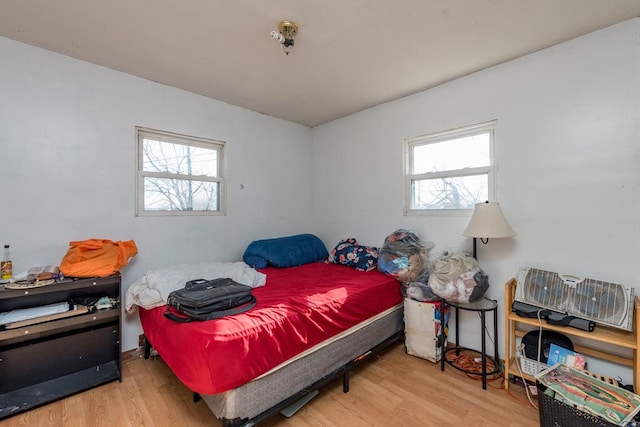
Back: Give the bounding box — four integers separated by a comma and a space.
201, 304, 404, 425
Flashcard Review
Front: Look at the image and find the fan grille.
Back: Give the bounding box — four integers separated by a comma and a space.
523, 269, 568, 309
572, 278, 628, 324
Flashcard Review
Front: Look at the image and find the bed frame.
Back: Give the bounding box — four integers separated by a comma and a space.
144, 304, 404, 426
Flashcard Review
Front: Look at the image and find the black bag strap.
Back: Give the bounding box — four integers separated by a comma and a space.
186, 278, 229, 288
164, 295, 257, 323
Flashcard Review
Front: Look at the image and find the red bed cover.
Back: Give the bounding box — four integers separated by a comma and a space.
139, 262, 401, 394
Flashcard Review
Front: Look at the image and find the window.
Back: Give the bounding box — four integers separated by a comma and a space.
136, 127, 225, 216
404, 121, 495, 214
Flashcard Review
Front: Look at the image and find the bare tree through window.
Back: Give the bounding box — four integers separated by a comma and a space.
136, 128, 225, 215
405, 122, 494, 213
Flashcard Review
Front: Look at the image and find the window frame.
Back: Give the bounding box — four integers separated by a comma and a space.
135, 126, 226, 217
403, 121, 496, 216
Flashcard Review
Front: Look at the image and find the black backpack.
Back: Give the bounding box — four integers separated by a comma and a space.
164, 278, 257, 323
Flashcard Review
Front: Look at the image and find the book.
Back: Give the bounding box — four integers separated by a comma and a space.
548, 343, 586, 369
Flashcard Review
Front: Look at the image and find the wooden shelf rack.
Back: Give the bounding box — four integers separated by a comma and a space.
504, 278, 640, 391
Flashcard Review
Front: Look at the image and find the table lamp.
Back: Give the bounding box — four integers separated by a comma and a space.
462, 201, 516, 259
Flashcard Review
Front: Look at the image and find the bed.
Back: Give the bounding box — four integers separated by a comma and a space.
127, 235, 404, 426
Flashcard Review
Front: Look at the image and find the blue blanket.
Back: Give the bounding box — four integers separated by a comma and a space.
242, 234, 329, 269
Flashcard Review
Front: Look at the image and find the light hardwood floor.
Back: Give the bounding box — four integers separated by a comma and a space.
0, 343, 540, 426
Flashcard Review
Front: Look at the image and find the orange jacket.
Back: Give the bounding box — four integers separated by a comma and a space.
60, 239, 137, 278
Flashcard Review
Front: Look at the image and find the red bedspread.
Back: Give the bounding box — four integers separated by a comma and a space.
138, 262, 401, 394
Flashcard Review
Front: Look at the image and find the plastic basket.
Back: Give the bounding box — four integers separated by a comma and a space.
517, 355, 548, 377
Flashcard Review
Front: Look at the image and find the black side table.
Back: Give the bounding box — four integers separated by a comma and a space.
440, 297, 499, 389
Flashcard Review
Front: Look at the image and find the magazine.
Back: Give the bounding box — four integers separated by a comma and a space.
536, 363, 640, 426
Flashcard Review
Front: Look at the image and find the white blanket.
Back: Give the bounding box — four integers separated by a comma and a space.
125, 262, 266, 311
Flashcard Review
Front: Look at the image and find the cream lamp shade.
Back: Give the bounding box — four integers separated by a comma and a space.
462, 202, 516, 238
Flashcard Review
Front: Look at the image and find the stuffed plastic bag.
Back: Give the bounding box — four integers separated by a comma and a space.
378, 229, 434, 283
401, 270, 441, 302
60, 239, 138, 278
428, 251, 489, 303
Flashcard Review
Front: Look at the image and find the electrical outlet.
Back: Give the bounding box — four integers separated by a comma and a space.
138, 334, 145, 347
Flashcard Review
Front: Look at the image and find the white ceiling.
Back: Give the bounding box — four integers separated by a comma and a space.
2, 1, 639, 127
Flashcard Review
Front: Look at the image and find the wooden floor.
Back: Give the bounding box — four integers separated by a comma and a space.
0, 343, 540, 426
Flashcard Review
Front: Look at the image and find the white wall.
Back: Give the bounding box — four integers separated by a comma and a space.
0, 37, 313, 351
311, 19, 640, 383
2, 18, 639, 383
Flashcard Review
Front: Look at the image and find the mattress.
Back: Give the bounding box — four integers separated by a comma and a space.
139, 262, 401, 395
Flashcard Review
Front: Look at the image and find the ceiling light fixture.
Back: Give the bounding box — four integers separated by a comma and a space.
270, 20, 298, 55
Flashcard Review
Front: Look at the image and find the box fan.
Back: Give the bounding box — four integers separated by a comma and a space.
515, 267, 634, 331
